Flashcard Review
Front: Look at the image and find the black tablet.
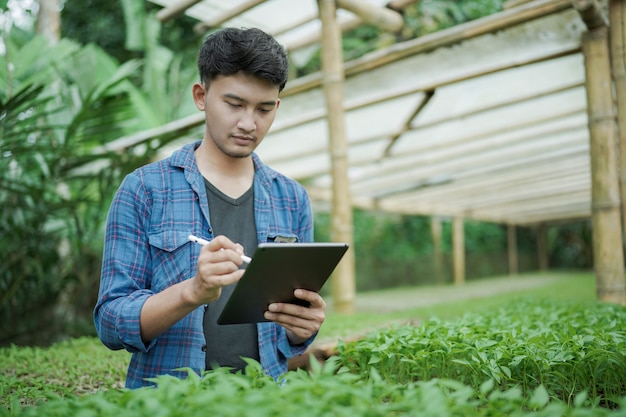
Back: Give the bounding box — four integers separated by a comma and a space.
217, 242, 349, 325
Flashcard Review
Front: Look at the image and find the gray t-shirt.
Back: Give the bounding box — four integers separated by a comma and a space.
202, 178, 259, 372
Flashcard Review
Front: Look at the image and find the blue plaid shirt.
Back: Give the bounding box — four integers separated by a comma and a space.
94, 141, 315, 388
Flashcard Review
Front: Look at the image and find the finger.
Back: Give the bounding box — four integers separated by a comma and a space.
293, 289, 326, 309
265, 301, 325, 329
200, 245, 245, 268
265, 310, 321, 340
206, 235, 240, 252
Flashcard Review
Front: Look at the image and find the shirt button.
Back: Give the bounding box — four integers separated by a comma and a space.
201, 345, 207, 352
207, 227, 213, 235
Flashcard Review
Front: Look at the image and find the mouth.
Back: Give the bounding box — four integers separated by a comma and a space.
231, 134, 256, 145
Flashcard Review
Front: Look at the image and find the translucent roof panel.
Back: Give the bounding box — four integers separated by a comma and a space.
149, 2, 594, 225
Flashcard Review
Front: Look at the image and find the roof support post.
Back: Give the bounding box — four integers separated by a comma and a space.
577, 0, 626, 304
536, 224, 549, 271
608, 0, 626, 244
318, 0, 356, 314
508, 224, 518, 275
431, 216, 445, 285
453, 216, 465, 285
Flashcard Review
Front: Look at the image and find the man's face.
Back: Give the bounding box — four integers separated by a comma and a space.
194, 72, 281, 159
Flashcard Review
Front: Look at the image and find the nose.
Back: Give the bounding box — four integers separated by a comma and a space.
237, 111, 256, 132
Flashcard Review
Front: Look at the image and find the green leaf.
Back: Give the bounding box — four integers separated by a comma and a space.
479, 378, 494, 395
528, 385, 550, 410
573, 390, 588, 408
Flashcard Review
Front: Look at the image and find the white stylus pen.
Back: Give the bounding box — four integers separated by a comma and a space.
188, 234, 252, 264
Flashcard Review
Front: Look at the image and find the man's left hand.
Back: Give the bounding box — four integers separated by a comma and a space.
264, 289, 326, 345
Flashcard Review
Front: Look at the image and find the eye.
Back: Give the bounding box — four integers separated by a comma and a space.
227, 102, 242, 108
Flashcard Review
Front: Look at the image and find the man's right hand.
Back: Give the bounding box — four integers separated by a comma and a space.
140, 235, 245, 343
186, 235, 246, 305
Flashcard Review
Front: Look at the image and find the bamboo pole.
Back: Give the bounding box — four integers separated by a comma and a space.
318, 0, 356, 314
579, 19, 626, 303
431, 216, 445, 285
508, 224, 519, 275
336, 0, 404, 32
453, 216, 465, 285
284, 0, 416, 51
608, 0, 626, 241
536, 224, 549, 271
156, 0, 202, 22
194, 0, 266, 33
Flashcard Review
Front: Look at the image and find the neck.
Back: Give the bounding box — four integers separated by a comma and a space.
195, 140, 254, 198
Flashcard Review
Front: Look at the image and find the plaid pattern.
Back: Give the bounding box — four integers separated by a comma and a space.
94, 140, 314, 388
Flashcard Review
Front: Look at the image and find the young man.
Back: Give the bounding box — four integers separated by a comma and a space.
94, 27, 326, 389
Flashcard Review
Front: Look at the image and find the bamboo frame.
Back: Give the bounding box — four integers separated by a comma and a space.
431, 216, 445, 285
508, 225, 518, 275
265, 53, 583, 169
609, 0, 626, 241
319, 0, 356, 314
97, 1, 593, 228
283, 0, 415, 51
579, 19, 626, 303
97, 2, 578, 156
453, 216, 465, 285
336, 0, 404, 32
286, 0, 573, 95
193, 0, 266, 33
536, 224, 549, 271
156, 0, 202, 22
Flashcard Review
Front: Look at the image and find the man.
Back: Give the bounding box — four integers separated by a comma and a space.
94, 27, 326, 389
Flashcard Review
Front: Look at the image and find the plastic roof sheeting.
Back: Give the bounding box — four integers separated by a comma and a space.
151, 1, 591, 226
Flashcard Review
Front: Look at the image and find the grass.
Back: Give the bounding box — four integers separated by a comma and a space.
0, 271, 599, 409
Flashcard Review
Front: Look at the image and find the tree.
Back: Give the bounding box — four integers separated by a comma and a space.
0, 27, 150, 344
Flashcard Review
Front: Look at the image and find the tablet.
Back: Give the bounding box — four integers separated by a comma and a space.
217, 242, 349, 325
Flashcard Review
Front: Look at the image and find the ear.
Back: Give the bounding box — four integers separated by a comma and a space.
192, 83, 206, 111
276, 98, 281, 111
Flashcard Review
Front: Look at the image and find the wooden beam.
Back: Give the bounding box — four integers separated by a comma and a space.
283, 15, 362, 51
92, 112, 204, 154
98, 3, 580, 157
283, 0, 416, 51
286, 0, 574, 95
608, 0, 626, 242
394, 158, 588, 201
453, 216, 465, 285
581, 25, 626, 304
264, 56, 583, 169
388, 0, 420, 11
319, 0, 356, 314
431, 216, 445, 285
350, 130, 588, 196
536, 224, 549, 271
572, 0, 608, 29
156, 0, 202, 22
336, 0, 404, 32
508, 224, 518, 275
193, 0, 266, 33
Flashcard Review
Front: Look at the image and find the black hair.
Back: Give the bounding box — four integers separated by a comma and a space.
197, 27, 289, 92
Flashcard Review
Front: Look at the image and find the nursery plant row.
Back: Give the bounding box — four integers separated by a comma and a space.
2, 297, 625, 416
